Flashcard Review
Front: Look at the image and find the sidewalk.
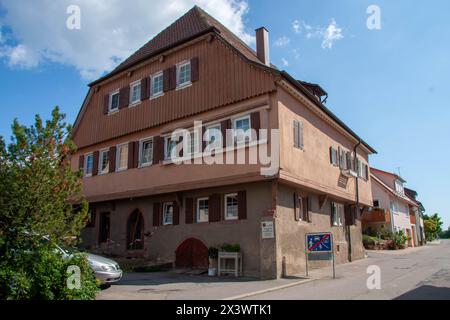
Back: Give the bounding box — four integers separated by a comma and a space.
97, 271, 313, 300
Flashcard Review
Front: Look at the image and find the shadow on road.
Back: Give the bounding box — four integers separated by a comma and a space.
395, 285, 450, 300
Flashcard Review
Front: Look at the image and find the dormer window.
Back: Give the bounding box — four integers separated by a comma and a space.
177, 61, 191, 88
109, 91, 120, 113
395, 180, 404, 194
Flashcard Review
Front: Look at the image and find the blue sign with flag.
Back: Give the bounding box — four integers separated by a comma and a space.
307, 233, 333, 253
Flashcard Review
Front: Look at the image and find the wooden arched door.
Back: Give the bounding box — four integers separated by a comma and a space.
175, 238, 208, 269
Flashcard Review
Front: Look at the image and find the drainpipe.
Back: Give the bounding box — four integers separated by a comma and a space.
348, 139, 362, 262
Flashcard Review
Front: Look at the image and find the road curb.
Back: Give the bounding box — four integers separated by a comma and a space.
222, 278, 316, 300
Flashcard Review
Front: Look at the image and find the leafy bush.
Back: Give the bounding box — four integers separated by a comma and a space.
0, 237, 98, 300
220, 243, 241, 252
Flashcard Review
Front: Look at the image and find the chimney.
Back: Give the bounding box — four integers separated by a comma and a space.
255, 27, 270, 66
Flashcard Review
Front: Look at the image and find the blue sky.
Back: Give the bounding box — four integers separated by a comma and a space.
0, 0, 449, 228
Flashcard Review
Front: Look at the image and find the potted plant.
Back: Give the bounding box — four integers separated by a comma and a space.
208, 247, 219, 276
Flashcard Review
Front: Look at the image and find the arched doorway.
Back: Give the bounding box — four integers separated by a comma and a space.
175, 238, 208, 269
127, 209, 144, 250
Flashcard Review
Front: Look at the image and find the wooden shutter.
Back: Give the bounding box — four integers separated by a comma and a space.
251, 112, 260, 140
103, 94, 110, 115
92, 151, 99, 176
293, 193, 300, 221
221, 119, 231, 148
153, 202, 161, 227
238, 191, 247, 220
153, 136, 164, 163
78, 154, 84, 171
293, 120, 299, 148
128, 142, 135, 169
185, 198, 194, 224
330, 202, 335, 226
202, 126, 207, 152
330, 147, 337, 165
169, 66, 177, 90
303, 197, 310, 222
209, 194, 221, 223
109, 146, 116, 173
134, 141, 139, 168
191, 57, 199, 82
119, 86, 129, 109
173, 202, 180, 225
141, 77, 150, 100
163, 68, 171, 92
344, 205, 354, 226
298, 121, 304, 149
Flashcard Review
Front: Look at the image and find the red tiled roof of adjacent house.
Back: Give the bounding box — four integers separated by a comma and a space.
370, 167, 406, 182
89, 5, 265, 86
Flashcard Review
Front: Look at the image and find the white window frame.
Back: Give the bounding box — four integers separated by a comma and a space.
109, 90, 120, 113
84, 153, 94, 177
162, 202, 174, 226
139, 137, 153, 167
205, 124, 222, 150
129, 80, 141, 106
150, 71, 164, 99
164, 136, 179, 160
196, 197, 209, 223
116, 143, 129, 172
224, 193, 238, 221
98, 148, 109, 175
332, 202, 344, 227
176, 60, 191, 89
233, 115, 252, 145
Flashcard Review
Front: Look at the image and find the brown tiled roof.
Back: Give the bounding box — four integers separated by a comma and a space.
89, 5, 264, 86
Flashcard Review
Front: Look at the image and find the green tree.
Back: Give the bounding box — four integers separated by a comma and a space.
424, 213, 443, 241
0, 107, 97, 299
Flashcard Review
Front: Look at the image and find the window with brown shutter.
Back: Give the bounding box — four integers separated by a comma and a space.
78, 154, 84, 171
302, 197, 310, 222
127, 142, 135, 170
293, 120, 304, 150
163, 68, 170, 92
209, 194, 221, 222
221, 119, 231, 148
173, 202, 180, 225
103, 95, 109, 115
251, 112, 260, 140
141, 77, 150, 100
238, 191, 247, 220
109, 146, 116, 173
344, 205, 354, 226
153, 202, 161, 227
119, 86, 129, 109
191, 57, 199, 82
293, 193, 301, 221
92, 151, 99, 176
153, 136, 164, 163
169, 66, 177, 90
185, 198, 194, 224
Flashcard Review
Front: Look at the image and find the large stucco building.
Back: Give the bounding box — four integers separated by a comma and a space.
71, 6, 376, 279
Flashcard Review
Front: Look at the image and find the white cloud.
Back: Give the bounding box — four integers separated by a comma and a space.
291, 49, 300, 60
0, 0, 253, 80
273, 36, 290, 47
292, 18, 343, 49
281, 57, 289, 67
321, 19, 343, 49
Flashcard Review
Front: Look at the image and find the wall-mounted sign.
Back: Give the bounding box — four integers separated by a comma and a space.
261, 221, 274, 239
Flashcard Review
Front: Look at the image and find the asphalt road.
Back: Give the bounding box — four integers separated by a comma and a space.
242, 240, 450, 300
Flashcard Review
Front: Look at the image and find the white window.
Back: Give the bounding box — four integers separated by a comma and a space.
233, 115, 251, 145
129, 81, 141, 105
225, 193, 238, 220
165, 137, 178, 160
177, 61, 191, 88
151, 72, 164, 97
186, 131, 200, 156
99, 149, 109, 174
331, 202, 344, 226
139, 138, 153, 167
205, 124, 222, 149
84, 153, 94, 177
390, 200, 399, 214
109, 91, 120, 113
197, 197, 209, 223
163, 202, 174, 225
116, 143, 128, 171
